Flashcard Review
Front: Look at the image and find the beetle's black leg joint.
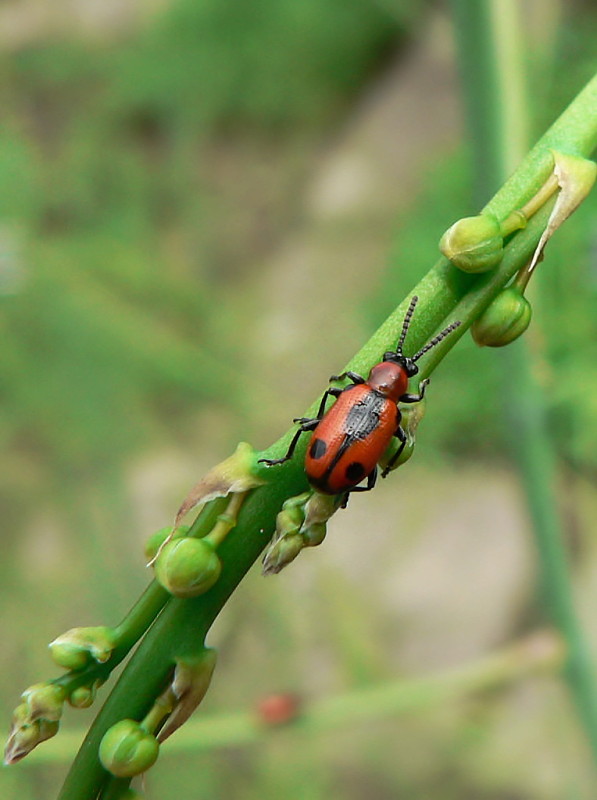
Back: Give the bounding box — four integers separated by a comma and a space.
258, 418, 319, 467
298, 419, 320, 431
329, 371, 365, 385
400, 378, 430, 404
315, 387, 342, 418
394, 425, 408, 443
382, 428, 407, 477
340, 467, 378, 508
366, 466, 378, 491
258, 426, 303, 466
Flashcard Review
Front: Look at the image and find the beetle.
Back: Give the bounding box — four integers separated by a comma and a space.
259, 296, 460, 501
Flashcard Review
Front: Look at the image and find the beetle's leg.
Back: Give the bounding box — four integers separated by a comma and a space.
381, 426, 407, 478
314, 386, 342, 419
295, 384, 344, 429
258, 418, 319, 467
353, 466, 378, 491
329, 371, 365, 385
342, 466, 378, 506
259, 384, 342, 468
400, 378, 430, 404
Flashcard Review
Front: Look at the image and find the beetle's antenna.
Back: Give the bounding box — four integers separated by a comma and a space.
411, 320, 461, 362
396, 295, 419, 354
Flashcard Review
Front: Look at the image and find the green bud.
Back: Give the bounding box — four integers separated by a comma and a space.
285, 492, 312, 508
262, 533, 305, 575
11, 703, 30, 727
4, 712, 59, 764
36, 718, 60, 743
379, 438, 415, 474
401, 395, 427, 436
49, 626, 117, 670
144, 525, 189, 562
275, 508, 302, 536
276, 492, 310, 536
154, 538, 221, 598
21, 683, 66, 723
471, 287, 532, 347
99, 720, 159, 778
302, 522, 326, 547
68, 683, 98, 709
302, 492, 340, 527
440, 213, 504, 272
263, 491, 340, 574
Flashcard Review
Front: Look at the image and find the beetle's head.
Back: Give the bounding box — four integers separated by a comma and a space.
382, 351, 419, 377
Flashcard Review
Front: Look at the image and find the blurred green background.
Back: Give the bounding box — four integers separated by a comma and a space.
2, 0, 597, 797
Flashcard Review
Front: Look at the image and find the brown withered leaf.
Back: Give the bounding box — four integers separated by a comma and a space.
147, 442, 265, 566
157, 651, 217, 743
527, 151, 597, 276
174, 442, 265, 529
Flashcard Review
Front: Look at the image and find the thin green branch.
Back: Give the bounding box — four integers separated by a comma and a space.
28, 631, 564, 764
50, 499, 226, 699
55, 69, 597, 799
450, 0, 597, 767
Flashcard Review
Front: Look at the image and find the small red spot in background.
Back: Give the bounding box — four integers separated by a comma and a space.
256, 693, 301, 726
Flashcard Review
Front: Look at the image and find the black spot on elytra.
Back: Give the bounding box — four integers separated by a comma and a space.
309, 438, 327, 460
345, 462, 365, 482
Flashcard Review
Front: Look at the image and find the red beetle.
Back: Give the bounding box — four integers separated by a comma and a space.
260, 296, 460, 500
256, 693, 301, 726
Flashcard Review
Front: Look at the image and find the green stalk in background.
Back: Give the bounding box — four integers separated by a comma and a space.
29, 631, 566, 763
451, 0, 597, 766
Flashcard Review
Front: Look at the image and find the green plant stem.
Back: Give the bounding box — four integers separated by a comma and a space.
142, 688, 175, 734
57, 71, 597, 800
451, 0, 597, 767
30, 631, 564, 764
97, 778, 130, 800
204, 491, 247, 548
51, 500, 226, 701
500, 173, 559, 236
